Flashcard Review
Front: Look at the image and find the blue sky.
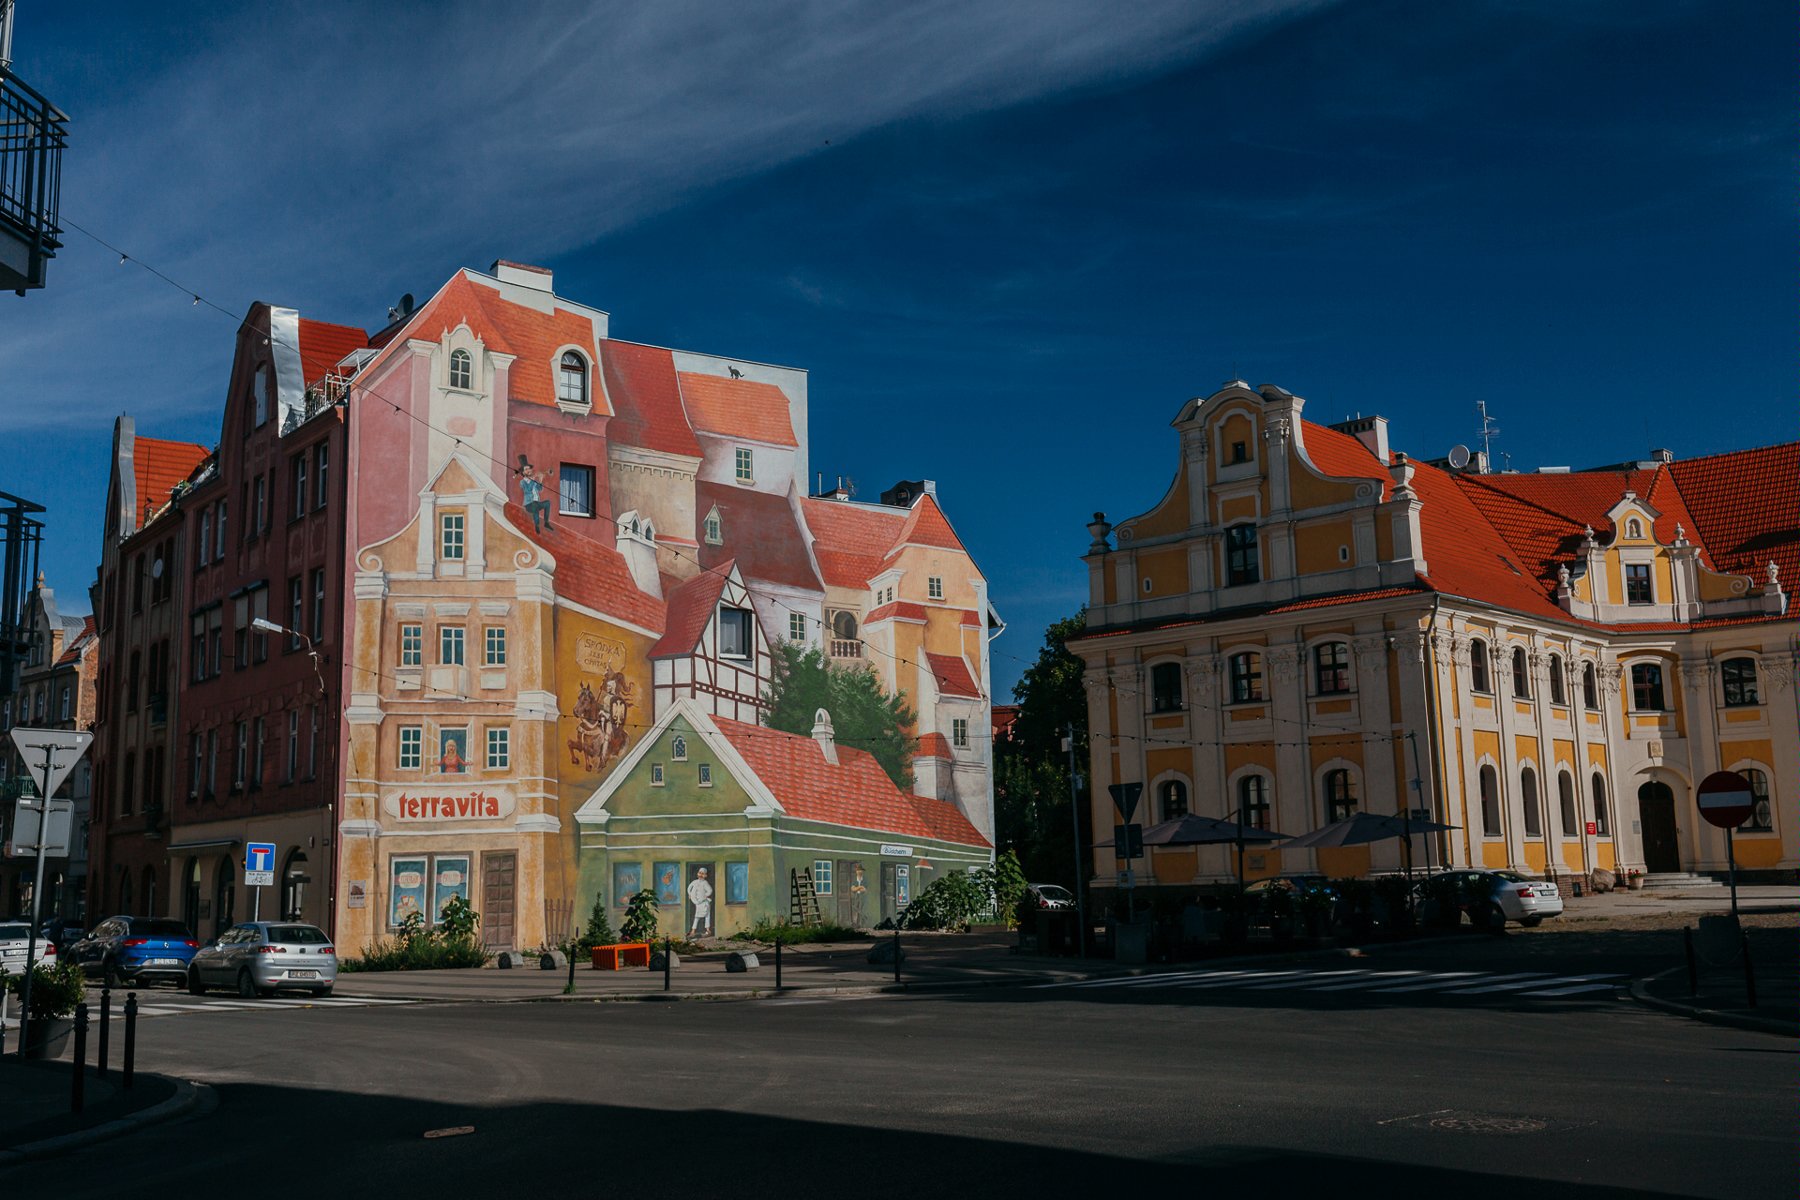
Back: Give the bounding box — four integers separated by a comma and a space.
3, 0, 1791, 695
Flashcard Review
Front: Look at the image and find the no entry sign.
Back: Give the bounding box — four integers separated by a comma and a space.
1696, 771, 1755, 829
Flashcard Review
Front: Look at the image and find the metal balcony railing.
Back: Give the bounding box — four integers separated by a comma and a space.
0, 69, 67, 293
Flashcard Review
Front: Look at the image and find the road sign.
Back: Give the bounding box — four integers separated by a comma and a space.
1108, 782, 1143, 823
245, 841, 277, 887
1696, 770, 1755, 829
8, 727, 93, 802
7, 797, 72, 857
1114, 822, 1144, 860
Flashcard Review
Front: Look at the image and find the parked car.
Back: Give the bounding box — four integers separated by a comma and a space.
0, 920, 59, 974
65, 916, 201, 987
1026, 883, 1076, 911
188, 922, 337, 998
1417, 869, 1563, 929
40, 919, 87, 951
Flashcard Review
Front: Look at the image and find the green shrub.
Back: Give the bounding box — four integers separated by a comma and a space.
619, 889, 661, 944
437, 894, 480, 939
900, 871, 992, 930
577, 894, 617, 952
729, 917, 863, 945
342, 908, 491, 973
991, 851, 1028, 929
5, 959, 86, 1019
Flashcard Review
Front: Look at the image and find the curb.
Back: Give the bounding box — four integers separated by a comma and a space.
1630, 967, 1797, 1038
0, 1076, 205, 1165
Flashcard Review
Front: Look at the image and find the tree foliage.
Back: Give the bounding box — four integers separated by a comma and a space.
764, 642, 916, 787
994, 610, 1091, 890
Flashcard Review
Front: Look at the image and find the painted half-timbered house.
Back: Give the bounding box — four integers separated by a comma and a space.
649, 562, 772, 724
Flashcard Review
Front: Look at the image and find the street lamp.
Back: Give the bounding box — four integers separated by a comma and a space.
251, 617, 325, 694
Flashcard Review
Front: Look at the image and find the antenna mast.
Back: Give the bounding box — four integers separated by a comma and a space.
1475, 401, 1501, 474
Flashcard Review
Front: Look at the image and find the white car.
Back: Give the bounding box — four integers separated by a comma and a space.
0, 921, 59, 974
1426, 869, 1564, 928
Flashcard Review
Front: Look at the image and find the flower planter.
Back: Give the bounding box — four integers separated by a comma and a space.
19, 1016, 73, 1060
1627, 876, 1644, 891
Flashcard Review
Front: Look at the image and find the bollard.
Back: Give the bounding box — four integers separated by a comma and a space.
122, 992, 138, 1090
663, 936, 672, 992
774, 936, 783, 990
70, 1002, 88, 1114
97, 986, 111, 1077
568, 944, 577, 993
1741, 931, 1758, 1008
1682, 926, 1697, 997
892, 927, 901, 986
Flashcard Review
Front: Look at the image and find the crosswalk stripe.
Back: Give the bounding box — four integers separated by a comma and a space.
1516, 980, 1625, 997
1445, 973, 1620, 995
1183, 970, 1311, 989
1239, 969, 1370, 989
1362, 971, 1490, 993
1304, 971, 1426, 990
1045, 969, 1248, 990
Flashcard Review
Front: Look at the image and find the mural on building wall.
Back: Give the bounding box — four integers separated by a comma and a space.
686, 863, 714, 937
566, 632, 638, 774
612, 861, 642, 908
516, 454, 558, 533
392, 857, 427, 924
654, 861, 681, 906
438, 728, 469, 774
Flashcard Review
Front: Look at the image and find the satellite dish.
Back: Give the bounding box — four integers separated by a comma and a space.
1447, 444, 1471, 470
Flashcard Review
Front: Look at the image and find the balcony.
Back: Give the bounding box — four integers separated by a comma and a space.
0, 70, 67, 294
829, 639, 863, 660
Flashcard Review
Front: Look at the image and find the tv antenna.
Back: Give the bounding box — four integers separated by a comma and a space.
1475, 401, 1501, 473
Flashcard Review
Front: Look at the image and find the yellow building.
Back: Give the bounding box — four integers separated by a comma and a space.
1071, 382, 1796, 895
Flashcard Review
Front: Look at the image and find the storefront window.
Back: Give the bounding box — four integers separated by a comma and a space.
654, 862, 681, 905
725, 861, 749, 906
613, 862, 643, 908
390, 857, 428, 927
433, 856, 470, 919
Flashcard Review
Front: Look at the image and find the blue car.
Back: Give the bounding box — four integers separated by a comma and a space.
66, 916, 201, 989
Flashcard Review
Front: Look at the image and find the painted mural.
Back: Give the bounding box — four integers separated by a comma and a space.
516, 454, 558, 533
685, 864, 714, 937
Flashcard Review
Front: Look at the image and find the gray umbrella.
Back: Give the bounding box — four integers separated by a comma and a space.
1098, 813, 1290, 892
1279, 811, 1458, 851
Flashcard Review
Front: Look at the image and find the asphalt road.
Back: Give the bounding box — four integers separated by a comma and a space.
12, 939, 1792, 1199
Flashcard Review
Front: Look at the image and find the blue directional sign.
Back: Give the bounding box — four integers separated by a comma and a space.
245, 841, 277, 886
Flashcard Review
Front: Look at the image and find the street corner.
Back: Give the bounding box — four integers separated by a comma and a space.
0, 1065, 203, 1164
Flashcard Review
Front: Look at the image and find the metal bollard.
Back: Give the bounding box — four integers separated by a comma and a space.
122, 992, 138, 1090
70, 1002, 88, 1114
663, 936, 672, 992
567, 944, 577, 992
1683, 926, 1697, 997
892, 927, 901, 985
774, 936, 783, 990
1741, 931, 1758, 1008
97, 986, 111, 1077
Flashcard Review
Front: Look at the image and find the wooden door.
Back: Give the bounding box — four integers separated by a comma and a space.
1637, 783, 1680, 873
482, 852, 517, 950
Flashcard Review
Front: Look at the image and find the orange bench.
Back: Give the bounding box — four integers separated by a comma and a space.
590, 942, 652, 970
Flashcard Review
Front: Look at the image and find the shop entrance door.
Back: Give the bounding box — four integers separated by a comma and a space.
482, 852, 516, 950
1637, 782, 1681, 873
879, 862, 898, 924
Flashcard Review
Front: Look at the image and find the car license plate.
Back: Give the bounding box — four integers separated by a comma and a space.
150, 958, 181, 966
288, 969, 317, 979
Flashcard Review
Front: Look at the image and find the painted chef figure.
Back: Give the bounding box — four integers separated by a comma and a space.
686, 867, 714, 938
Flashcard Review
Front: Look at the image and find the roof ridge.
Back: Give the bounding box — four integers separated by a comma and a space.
1659, 439, 1800, 468
1457, 469, 1615, 531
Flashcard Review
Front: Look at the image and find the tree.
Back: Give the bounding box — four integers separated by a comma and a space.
764, 643, 916, 787
994, 610, 1091, 889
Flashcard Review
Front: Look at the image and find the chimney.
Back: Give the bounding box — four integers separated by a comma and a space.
615, 510, 662, 600
811, 708, 838, 765
1329, 414, 1389, 463
491, 260, 554, 293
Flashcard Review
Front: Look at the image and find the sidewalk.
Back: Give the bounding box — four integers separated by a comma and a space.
1558, 883, 1798, 921
0, 1057, 191, 1160
1634, 923, 1798, 1037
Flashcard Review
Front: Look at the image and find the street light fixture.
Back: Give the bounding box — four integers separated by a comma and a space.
252, 617, 326, 694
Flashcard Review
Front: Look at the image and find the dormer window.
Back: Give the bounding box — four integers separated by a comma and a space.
1625, 563, 1653, 605
449, 349, 473, 390
557, 351, 589, 407
703, 507, 723, 545
718, 607, 753, 659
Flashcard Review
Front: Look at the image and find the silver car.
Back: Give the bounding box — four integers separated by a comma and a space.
0, 920, 58, 975
187, 922, 337, 997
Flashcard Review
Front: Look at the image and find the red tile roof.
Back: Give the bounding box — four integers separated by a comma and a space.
926, 652, 982, 699
602, 340, 701, 458
132, 436, 211, 522
800, 498, 906, 589
991, 704, 1019, 741
1667, 442, 1799, 587
865, 600, 930, 624
916, 732, 953, 760
880, 492, 967, 567
401, 273, 604, 411
677, 373, 798, 447
55, 616, 96, 666
297, 319, 368, 386
695, 483, 821, 593
502, 501, 666, 632
712, 715, 989, 848
650, 568, 731, 659
1299, 423, 1391, 498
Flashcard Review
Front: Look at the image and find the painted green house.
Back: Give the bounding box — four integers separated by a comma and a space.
574, 698, 992, 938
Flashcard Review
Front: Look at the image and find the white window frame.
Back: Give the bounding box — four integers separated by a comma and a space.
952, 717, 969, 749
400, 623, 423, 667
440, 625, 465, 666
650, 762, 665, 787
398, 726, 423, 770
697, 762, 713, 787
788, 612, 807, 641
558, 463, 596, 517
813, 859, 833, 895
449, 348, 474, 391
440, 512, 466, 561
734, 447, 754, 483
486, 727, 510, 770
484, 626, 507, 666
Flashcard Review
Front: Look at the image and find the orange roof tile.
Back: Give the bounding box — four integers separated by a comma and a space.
865, 600, 930, 624
711, 716, 989, 848
1667, 442, 1799, 587
650, 568, 731, 659
916, 732, 953, 760
677, 373, 798, 447
800, 498, 906, 590
926, 652, 981, 699
602, 341, 701, 458
502, 501, 665, 632
695, 483, 820, 593
297, 318, 368, 386
402, 273, 604, 411
1299, 422, 1391, 497
132, 436, 211, 522
55, 616, 96, 666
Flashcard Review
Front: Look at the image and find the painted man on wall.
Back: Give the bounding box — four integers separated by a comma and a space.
686, 866, 713, 938
517, 455, 555, 532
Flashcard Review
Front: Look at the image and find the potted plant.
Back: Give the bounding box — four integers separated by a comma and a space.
7, 958, 87, 1059
1626, 868, 1645, 890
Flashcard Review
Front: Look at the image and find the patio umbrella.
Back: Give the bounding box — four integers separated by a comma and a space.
1098, 814, 1290, 890
1278, 811, 1458, 851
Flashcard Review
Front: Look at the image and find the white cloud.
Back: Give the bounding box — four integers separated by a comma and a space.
0, 0, 1333, 431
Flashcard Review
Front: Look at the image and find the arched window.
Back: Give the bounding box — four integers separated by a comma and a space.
1228, 651, 1263, 703
1590, 772, 1610, 837
832, 611, 858, 640
1548, 654, 1566, 705
1224, 524, 1259, 586
141, 868, 157, 917
182, 857, 202, 932
253, 365, 273, 429
1314, 642, 1350, 695
1323, 768, 1357, 822
1150, 662, 1184, 713
1743, 768, 1772, 832
448, 348, 473, 390
557, 351, 589, 407
1630, 663, 1665, 711
1469, 639, 1491, 693
1479, 765, 1501, 836
1238, 774, 1270, 829
1160, 779, 1189, 820
281, 849, 310, 921
118, 867, 133, 915
1511, 647, 1531, 699
1582, 661, 1598, 709
1557, 772, 1577, 837
1520, 767, 1542, 838
1721, 657, 1760, 707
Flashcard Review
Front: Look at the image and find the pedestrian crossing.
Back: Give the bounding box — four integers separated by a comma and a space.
83, 993, 422, 1019
1030, 967, 1628, 1000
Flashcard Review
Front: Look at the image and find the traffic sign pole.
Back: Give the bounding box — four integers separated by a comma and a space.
1726, 826, 1738, 919
19, 740, 54, 1057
